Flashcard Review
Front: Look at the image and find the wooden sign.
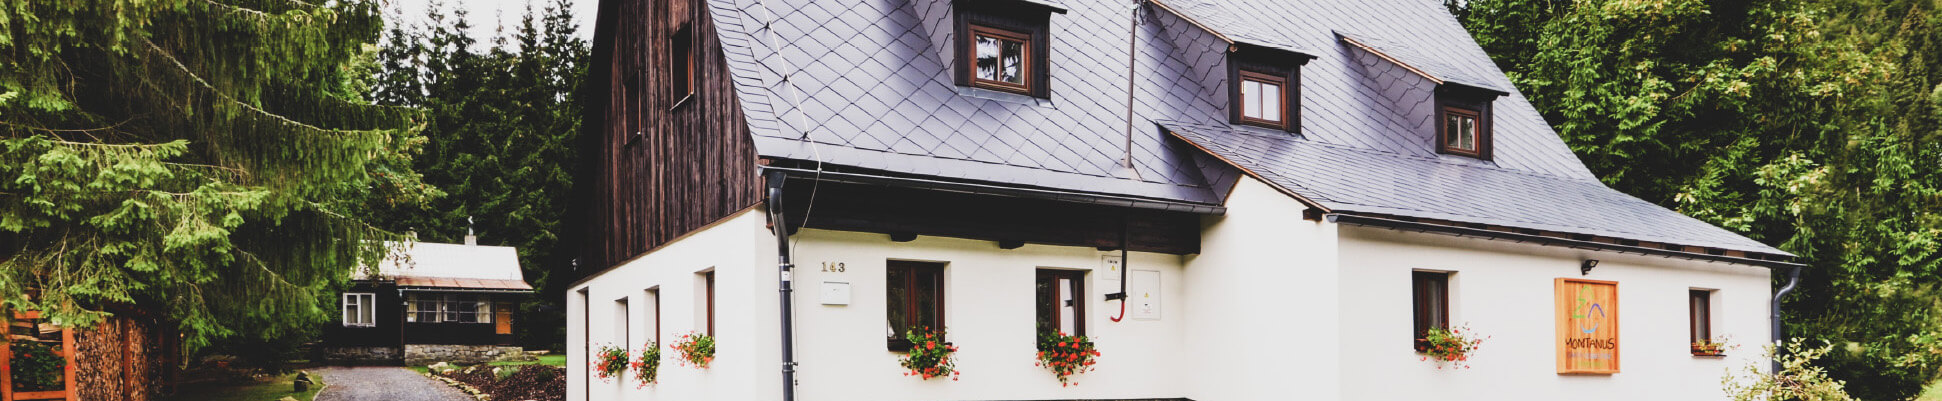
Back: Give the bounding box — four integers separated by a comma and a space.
1556, 278, 1619, 374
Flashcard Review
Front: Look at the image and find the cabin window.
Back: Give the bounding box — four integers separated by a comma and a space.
1412, 271, 1451, 351
887, 261, 946, 351
1035, 269, 1085, 338
1690, 289, 1713, 346
1439, 106, 1482, 156
342, 293, 376, 327
407, 294, 493, 324
670, 25, 695, 104
1237, 70, 1289, 129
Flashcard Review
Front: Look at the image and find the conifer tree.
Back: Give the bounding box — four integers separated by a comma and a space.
0, 0, 433, 350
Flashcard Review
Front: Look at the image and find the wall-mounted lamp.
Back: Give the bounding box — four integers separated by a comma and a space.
1580, 259, 1600, 276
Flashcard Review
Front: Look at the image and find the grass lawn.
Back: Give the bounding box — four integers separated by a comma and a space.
166, 372, 320, 401
1920, 380, 1942, 401
411, 353, 566, 374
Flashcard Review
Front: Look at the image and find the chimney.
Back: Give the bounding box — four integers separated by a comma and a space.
464, 216, 478, 246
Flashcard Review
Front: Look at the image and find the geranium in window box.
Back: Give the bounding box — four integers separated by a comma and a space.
671, 332, 716, 368
1035, 331, 1098, 386
1692, 338, 1729, 356
592, 344, 629, 382
632, 340, 661, 388
1418, 324, 1486, 369
898, 327, 960, 381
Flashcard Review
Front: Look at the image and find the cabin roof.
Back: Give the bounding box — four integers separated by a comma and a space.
634, 0, 1788, 258
364, 241, 533, 291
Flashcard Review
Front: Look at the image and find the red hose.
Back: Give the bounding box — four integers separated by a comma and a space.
1109, 298, 1127, 322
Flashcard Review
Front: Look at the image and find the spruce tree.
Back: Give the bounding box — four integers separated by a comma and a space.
0, 0, 433, 350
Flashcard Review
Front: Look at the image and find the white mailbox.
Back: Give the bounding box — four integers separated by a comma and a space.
820, 281, 851, 305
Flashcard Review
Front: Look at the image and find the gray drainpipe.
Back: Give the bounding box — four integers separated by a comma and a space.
1771, 265, 1802, 374
765, 171, 798, 401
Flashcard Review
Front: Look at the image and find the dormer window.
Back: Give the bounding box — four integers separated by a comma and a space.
954, 1, 1054, 98
969, 25, 1031, 93
1237, 70, 1288, 129
1227, 48, 1308, 133
1439, 106, 1481, 156
1434, 86, 1497, 159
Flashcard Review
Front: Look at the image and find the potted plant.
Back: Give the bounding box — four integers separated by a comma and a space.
897, 327, 959, 381
1418, 324, 1486, 369
671, 332, 716, 368
592, 344, 629, 382
1692, 337, 1729, 356
1035, 331, 1099, 386
632, 340, 661, 387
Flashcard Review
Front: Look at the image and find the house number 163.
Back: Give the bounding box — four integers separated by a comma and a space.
820, 262, 846, 272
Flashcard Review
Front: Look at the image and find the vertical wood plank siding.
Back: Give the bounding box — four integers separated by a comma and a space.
579, 0, 762, 274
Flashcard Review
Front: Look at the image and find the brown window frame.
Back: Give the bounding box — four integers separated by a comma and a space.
965, 24, 1034, 95
1412, 271, 1451, 352
669, 24, 696, 107
647, 287, 662, 345
1035, 269, 1086, 339
886, 261, 946, 351
1690, 290, 1712, 345
1236, 70, 1291, 130
704, 271, 715, 336
1438, 106, 1483, 157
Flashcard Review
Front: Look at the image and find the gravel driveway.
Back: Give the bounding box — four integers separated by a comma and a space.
311, 366, 474, 401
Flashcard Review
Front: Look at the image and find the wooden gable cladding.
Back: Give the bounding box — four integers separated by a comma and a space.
580, 0, 762, 271
779, 180, 1202, 255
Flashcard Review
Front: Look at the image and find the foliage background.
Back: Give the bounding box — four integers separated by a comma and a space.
1449, 0, 1942, 398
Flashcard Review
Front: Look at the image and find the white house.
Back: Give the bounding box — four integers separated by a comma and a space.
565, 0, 1798, 399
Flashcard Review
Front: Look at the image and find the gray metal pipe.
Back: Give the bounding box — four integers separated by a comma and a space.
1771, 265, 1802, 374
766, 171, 798, 401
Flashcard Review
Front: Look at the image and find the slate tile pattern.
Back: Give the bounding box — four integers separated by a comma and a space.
1162, 119, 1784, 254
699, 0, 1785, 255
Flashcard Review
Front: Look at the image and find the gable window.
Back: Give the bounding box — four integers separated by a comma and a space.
1690, 289, 1714, 350
1238, 70, 1288, 129
670, 26, 694, 103
953, 2, 1052, 97
407, 294, 492, 324
342, 293, 376, 327
1439, 106, 1482, 156
886, 261, 946, 351
1035, 269, 1085, 338
1412, 271, 1451, 351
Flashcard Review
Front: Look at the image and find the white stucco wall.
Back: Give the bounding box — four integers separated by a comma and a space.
786, 228, 1191, 400
1181, 176, 1343, 401
1335, 226, 1772, 400
567, 208, 772, 401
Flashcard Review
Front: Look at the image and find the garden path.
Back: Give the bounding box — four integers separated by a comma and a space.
311, 366, 473, 401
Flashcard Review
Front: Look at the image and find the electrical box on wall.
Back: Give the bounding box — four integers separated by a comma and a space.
1100, 254, 1123, 282
1131, 270, 1161, 320
820, 281, 851, 305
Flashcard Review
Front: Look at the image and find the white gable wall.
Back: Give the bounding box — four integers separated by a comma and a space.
567, 209, 771, 401
1336, 226, 1771, 400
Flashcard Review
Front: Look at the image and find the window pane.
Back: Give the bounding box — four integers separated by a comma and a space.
1058, 277, 1076, 334
887, 267, 908, 337
1242, 81, 1261, 119
1260, 82, 1281, 122
1445, 115, 1461, 148
1460, 117, 1476, 150
915, 268, 939, 330
1035, 274, 1055, 335
976, 34, 1025, 85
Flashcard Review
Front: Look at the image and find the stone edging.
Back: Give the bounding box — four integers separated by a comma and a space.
420, 371, 491, 401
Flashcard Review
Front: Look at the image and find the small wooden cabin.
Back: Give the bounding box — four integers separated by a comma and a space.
321, 236, 533, 365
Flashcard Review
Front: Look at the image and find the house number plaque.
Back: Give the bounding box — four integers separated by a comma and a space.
820, 262, 847, 272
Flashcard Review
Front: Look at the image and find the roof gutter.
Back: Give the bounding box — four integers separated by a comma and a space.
1326, 213, 1802, 269
397, 288, 536, 295
759, 166, 1226, 215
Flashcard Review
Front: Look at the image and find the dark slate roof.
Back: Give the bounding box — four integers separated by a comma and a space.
1336, 30, 1510, 94
1162, 120, 1786, 255
694, 0, 1784, 255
